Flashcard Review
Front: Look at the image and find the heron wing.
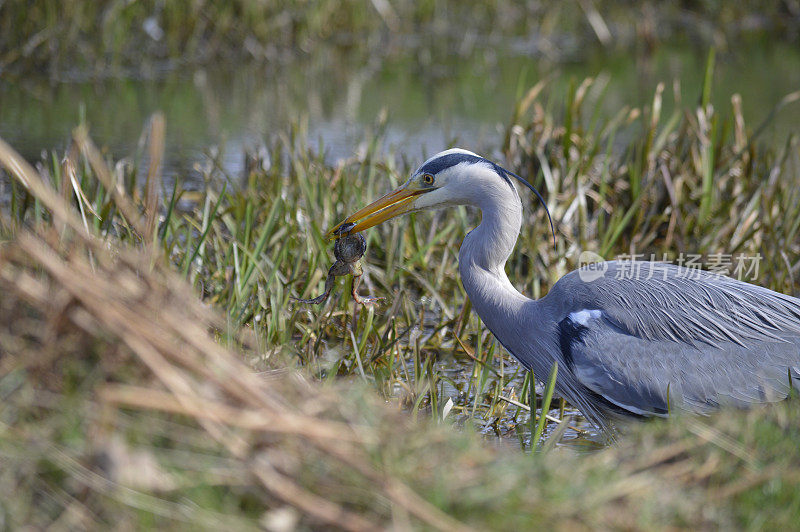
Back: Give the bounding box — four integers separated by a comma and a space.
553, 261, 800, 416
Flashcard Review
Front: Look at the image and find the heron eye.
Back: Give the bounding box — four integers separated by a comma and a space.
422, 173, 435, 186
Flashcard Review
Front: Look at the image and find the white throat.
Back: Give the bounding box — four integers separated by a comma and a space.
458, 181, 530, 328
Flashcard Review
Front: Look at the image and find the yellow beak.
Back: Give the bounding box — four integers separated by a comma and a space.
326, 185, 426, 240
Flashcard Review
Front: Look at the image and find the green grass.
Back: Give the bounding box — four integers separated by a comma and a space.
1, 75, 800, 528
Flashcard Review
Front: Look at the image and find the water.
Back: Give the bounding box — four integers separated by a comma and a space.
3, 41, 799, 180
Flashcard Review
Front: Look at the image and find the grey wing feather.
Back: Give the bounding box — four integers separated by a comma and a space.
551, 261, 800, 417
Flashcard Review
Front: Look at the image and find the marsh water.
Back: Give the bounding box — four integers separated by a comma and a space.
3, 42, 800, 178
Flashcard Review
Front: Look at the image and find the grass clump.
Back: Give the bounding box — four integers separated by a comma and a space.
503, 76, 800, 293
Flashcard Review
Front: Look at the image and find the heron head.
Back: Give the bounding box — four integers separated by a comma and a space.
326, 148, 555, 243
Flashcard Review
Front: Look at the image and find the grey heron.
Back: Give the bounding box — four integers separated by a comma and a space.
327, 149, 800, 432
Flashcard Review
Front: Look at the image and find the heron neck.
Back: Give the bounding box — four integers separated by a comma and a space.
458, 192, 531, 322
456, 190, 564, 390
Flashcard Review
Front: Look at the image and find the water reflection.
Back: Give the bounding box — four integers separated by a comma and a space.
1, 42, 799, 181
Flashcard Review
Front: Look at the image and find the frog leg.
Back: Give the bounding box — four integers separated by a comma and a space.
292, 264, 338, 304
350, 267, 383, 305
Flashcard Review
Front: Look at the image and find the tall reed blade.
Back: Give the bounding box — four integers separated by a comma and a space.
144, 112, 165, 250
532, 362, 558, 450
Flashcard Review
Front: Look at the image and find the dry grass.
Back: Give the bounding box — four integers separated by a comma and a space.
1, 130, 497, 530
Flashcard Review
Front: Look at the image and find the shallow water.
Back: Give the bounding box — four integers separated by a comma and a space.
3, 41, 799, 180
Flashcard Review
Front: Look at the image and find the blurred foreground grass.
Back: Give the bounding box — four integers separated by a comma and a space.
1, 77, 800, 528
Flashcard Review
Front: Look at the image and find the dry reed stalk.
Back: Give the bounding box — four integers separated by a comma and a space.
143, 113, 165, 250
73, 126, 148, 237
97, 384, 375, 442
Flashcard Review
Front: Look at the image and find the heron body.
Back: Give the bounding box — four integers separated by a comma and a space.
328, 149, 800, 432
